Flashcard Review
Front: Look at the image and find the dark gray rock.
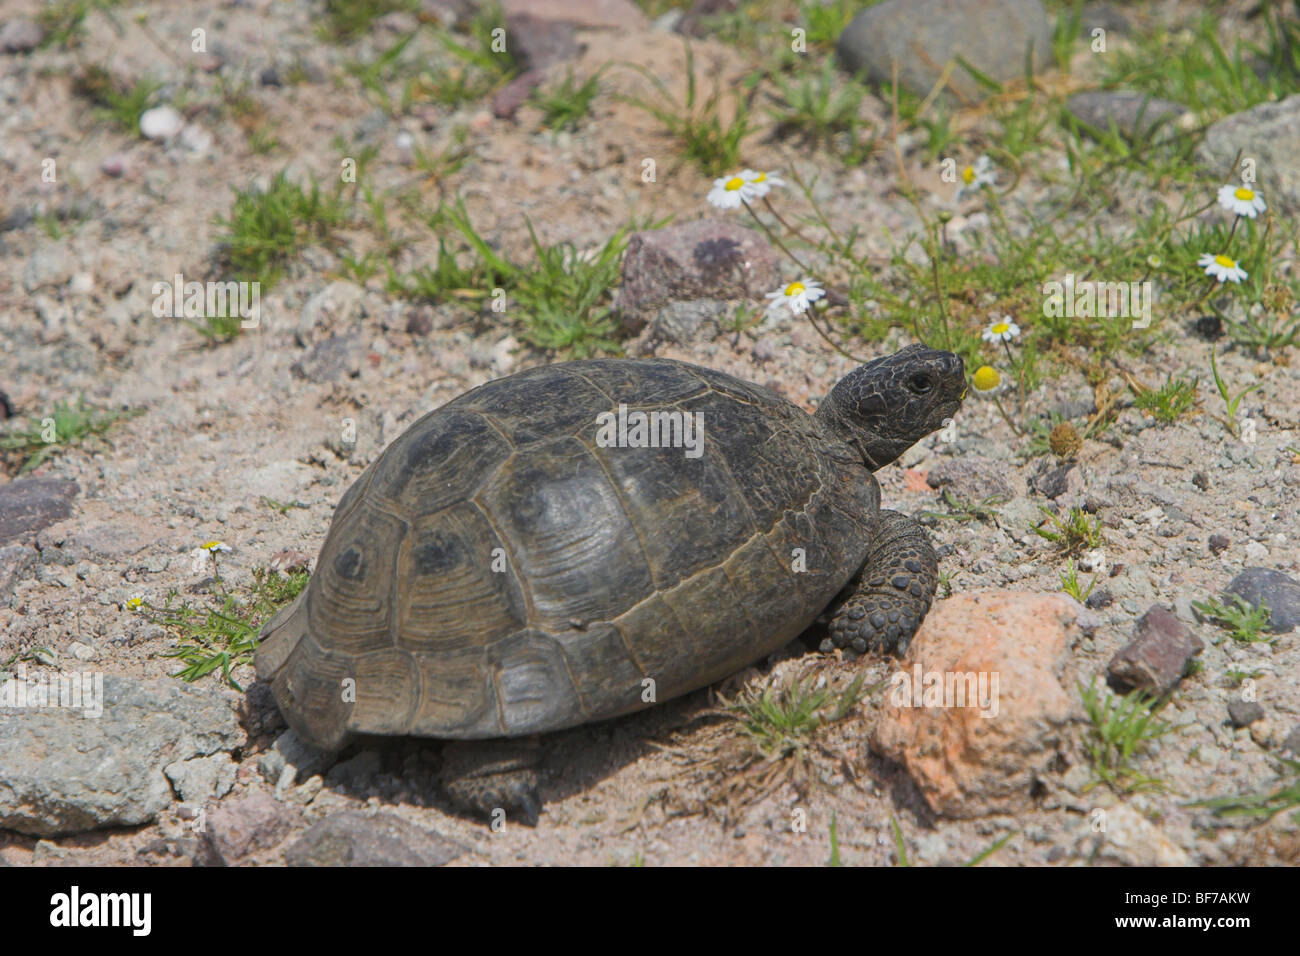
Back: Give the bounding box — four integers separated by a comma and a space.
1085, 588, 1113, 610
0, 676, 240, 836
1208, 533, 1230, 555
926, 456, 1017, 501
284, 811, 465, 866
1227, 701, 1265, 728
0, 478, 79, 546
257, 729, 337, 787
1224, 567, 1300, 632
836, 0, 1054, 103
1035, 463, 1083, 500
1196, 94, 1300, 214
615, 219, 780, 336
1066, 91, 1188, 141
1106, 605, 1203, 695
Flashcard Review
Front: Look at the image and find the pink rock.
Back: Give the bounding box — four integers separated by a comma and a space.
204, 789, 301, 864
871, 591, 1080, 818
500, 0, 648, 30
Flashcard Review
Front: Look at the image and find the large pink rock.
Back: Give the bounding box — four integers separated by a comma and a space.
871, 591, 1080, 818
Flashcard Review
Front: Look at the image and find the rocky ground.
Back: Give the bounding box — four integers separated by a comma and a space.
1, 0, 1299, 866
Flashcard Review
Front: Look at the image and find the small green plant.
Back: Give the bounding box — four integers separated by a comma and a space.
73, 66, 161, 135
623, 44, 755, 175
1208, 350, 1263, 438
917, 490, 1008, 524
1033, 506, 1102, 556
1192, 758, 1300, 824
148, 566, 309, 689
39, 0, 123, 49
320, 0, 416, 42
889, 815, 910, 867
728, 672, 868, 759
765, 59, 875, 162
214, 171, 346, 288
532, 67, 605, 132
0, 397, 138, 473
827, 811, 841, 867
1192, 594, 1273, 644
1058, 558, 1097, 603
258, 496, 308, 515
1079, 678, 1177, 793
1133, 375, 1199, 424
1225, 666, 1264, 686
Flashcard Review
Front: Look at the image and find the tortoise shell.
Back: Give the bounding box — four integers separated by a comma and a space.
256, 358, 879, 750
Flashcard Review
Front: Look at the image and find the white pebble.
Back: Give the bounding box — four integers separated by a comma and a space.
140, 106, 184, 141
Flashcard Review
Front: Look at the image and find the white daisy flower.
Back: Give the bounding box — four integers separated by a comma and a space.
1216, 183, 1266, 219
201, 540, 232, 553
1198, 252, 1247, 284
707, 172, 752, 209
981, 317, 1021, 342
765, 278, 826, 315
739, 169, 785, 199
954, 155, 996, 200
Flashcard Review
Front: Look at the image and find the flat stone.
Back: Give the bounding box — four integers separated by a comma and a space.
0, 478, 79, 546
0, 676, 240, 836
1106, 605, 1203, 695
165, 752, 237, 804
0, 545, 36, 600
284, 811, 466, 866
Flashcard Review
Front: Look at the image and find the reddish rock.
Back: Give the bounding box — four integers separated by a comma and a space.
615, 219, 780, 335
500, 0, 648, 30
903, 468, 930, 493
1106, 604, 1203, 695
871, 591, 1079, 818
204, 790, 301, 865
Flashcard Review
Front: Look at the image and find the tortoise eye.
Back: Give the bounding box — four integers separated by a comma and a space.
908, 373, 934, 394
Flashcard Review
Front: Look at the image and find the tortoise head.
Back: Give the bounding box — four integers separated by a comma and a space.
815, 344, 965, 470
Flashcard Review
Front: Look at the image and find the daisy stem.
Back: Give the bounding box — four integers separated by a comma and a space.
1227, 214, 1241, 246
742, 199, 811, 273
762, 195, 815, 247
805, 302, 872, 365
991, 392, 1024, 436
1000, 338, 1027, 417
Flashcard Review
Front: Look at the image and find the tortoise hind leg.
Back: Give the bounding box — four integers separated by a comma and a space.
824, 510, 938, 656
441, 738, 543, 827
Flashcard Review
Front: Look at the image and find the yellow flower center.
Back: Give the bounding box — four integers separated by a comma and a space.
785, 282, 806, 296
972, 366, 1001, 391
962, 166, 976, 184
752, 172, 766, 183
202, 540, 221, 550
1214, 254, 1237, 269
991, 322, 1010, 335
1234, 187, 1255, 201
725, 177, 744, 191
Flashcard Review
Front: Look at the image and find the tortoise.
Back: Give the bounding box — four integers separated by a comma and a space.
256, 345, 965, 824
